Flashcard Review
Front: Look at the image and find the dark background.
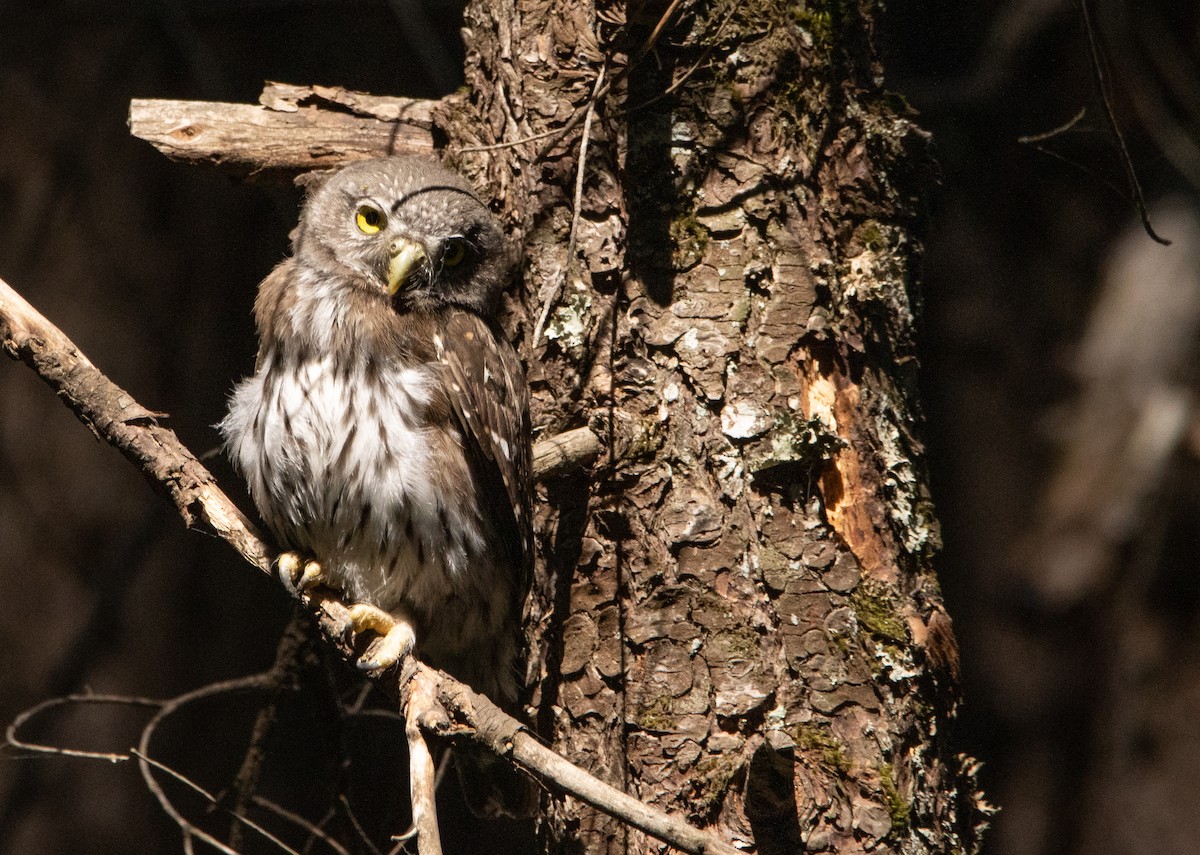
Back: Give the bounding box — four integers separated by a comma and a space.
3, 1, 1199, 852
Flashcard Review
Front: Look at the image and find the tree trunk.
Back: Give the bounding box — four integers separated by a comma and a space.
439, 2, 988, 853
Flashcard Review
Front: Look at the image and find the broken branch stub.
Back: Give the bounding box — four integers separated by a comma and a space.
128, 84, 436, 180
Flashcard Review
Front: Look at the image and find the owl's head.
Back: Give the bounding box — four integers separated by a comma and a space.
294, 157, 509, 316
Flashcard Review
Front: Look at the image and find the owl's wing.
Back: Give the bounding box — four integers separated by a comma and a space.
437, 311, 532, 590
251, 259, 300, 372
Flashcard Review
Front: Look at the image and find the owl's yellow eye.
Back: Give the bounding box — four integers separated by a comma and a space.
443, 238, 468, 267
355, 205, 386, 234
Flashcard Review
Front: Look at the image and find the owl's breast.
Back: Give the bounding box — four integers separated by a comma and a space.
220, 352, 486, 610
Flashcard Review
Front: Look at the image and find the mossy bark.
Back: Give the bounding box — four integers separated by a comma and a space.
440, 1, 988, 852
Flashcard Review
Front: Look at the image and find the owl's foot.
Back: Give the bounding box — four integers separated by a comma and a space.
276, 551, 326, 597
347, 603, 416, 672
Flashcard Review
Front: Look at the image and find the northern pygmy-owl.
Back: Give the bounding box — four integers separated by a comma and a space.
220, 157, 530, 704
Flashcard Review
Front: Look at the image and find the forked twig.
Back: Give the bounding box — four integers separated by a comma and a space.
227, 612, 314, 850
250, 796, 351, 855
134, 674, 291, 855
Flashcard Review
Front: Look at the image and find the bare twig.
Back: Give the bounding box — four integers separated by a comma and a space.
0, 275, 737, 855
340, 794, 386, 855
6, 693, 161, 763
639, 0, 688, 63
250, 796, 351, 855
227, 613, 314, 850
533, 64, 607, 345
457, 123, 578, 154
135, 675, 292, 855
134, 748, 301, 855
1018, 107, 1132, 201
1017, 106, 1088, 144
1077, 0, 1169, 245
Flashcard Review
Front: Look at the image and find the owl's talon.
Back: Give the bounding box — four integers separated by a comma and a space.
347, 603, 415, 672
276, 551, 326, 596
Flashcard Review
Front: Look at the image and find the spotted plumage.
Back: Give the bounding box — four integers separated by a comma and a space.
220, 157, 530, 703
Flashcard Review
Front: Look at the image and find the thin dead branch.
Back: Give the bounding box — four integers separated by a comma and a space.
227, 613, 315, 850
128, 88, 436, 179
134, 674, 291, 854
1016, 106, 1088, 144
250, 796, 352, 855
1077, 0, 1170, 245
402, 676, 443, 855
6, 693, 162, 763
0, 276, 737, 855
533, 64, 607, 345
340, 794, 387, 855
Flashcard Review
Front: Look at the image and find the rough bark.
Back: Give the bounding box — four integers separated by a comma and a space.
437, 2, 987, 853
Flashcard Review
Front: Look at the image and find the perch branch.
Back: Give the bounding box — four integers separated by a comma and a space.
0, 278, 272, 574
0, 276, 734, 855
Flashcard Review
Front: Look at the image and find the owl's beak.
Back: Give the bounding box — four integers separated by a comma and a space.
387, 238, 427, 296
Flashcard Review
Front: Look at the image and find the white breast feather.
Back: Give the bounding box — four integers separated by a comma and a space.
222, 354, 482, 609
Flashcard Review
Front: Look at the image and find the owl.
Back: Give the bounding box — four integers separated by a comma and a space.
220, 157, 531, 704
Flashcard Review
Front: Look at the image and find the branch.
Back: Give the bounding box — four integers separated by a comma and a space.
403, 676, 443, 855
532, 425, 601, 479
129, 83, 436, 179
0, 276, 733, 855
0, 278, 272, 574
